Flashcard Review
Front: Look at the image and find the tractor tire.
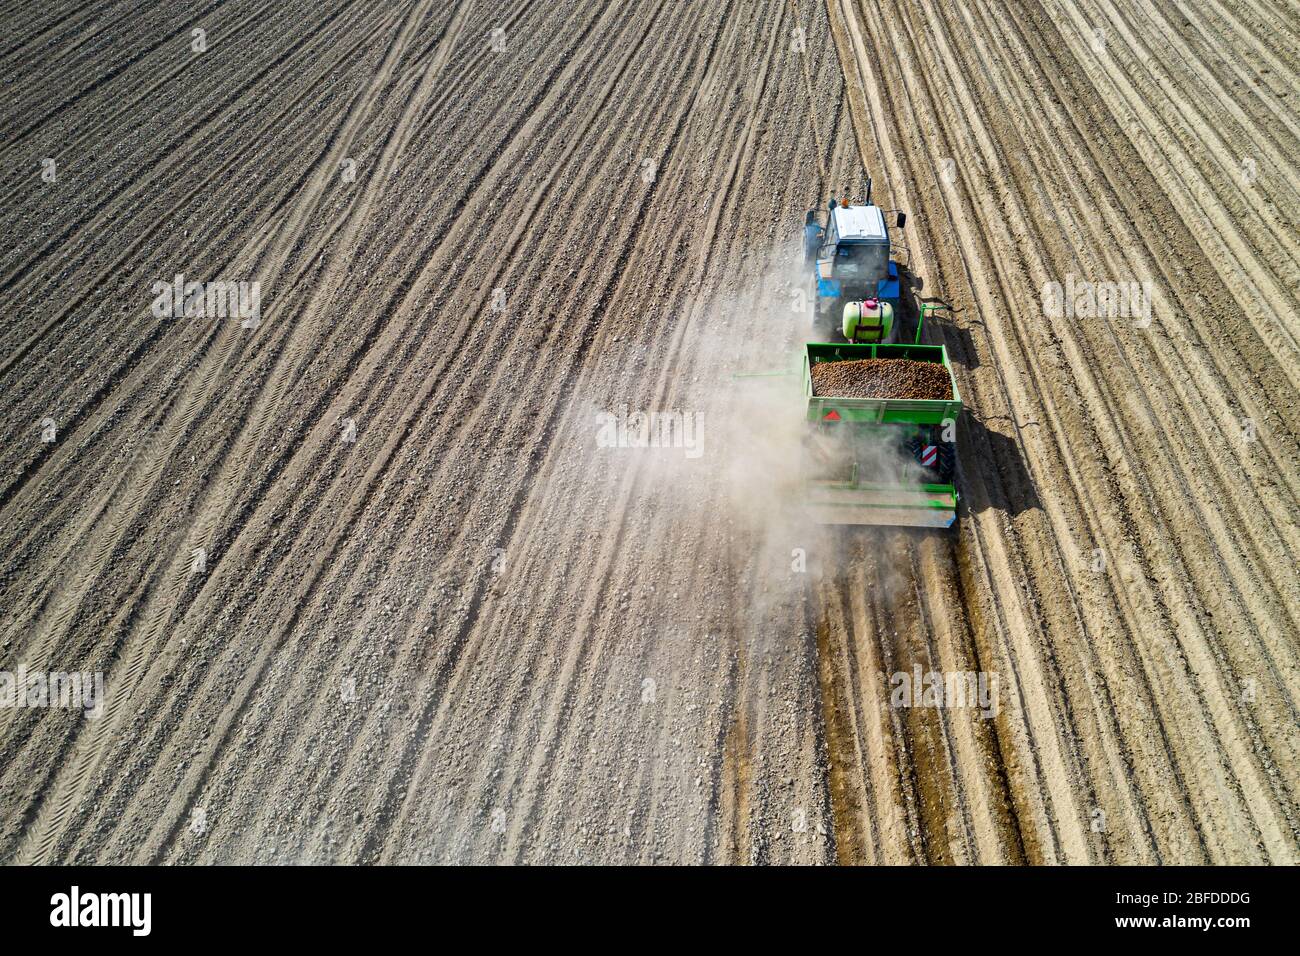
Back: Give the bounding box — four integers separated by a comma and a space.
907, 435, 956, 483
813, 296, 839, 342
936, 442, 957, 483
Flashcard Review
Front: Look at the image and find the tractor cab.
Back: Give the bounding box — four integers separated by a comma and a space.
807, 193, 907, 342
814, 204, 902, 304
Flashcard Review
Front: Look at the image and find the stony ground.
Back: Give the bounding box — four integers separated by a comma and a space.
0, 0, 1295, 864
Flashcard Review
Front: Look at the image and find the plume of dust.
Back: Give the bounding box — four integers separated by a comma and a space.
674, 243, 829, 647
686, 244, 932, 629
576, 239, 925, 660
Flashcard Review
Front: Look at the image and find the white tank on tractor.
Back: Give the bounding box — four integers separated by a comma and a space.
842, 297, 896, 344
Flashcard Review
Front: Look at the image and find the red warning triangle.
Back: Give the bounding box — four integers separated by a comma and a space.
823, 409, 841, 421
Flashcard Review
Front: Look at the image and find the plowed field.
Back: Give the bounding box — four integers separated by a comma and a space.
1, 0, 1295, 864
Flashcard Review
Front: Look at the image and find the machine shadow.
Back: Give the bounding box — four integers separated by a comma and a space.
908, 288, 982, 373
939, 322, 981, 371
960, 413, 1041, 517
897, 265, 924, 341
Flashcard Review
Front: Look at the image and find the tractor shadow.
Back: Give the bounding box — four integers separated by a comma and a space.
938, 322, 981, 371
906, 284, 981, 372
960, 412, 1041, 517
894, 271, 1031, 517
897, 265, 925, 342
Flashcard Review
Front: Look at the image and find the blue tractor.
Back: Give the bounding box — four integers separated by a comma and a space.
804, 185, 908, 343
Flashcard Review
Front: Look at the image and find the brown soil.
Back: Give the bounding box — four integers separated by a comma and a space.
0, 0, 1294, 865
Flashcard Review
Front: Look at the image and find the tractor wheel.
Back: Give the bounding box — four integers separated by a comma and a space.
936, 442, 957, 483
924, 426, 957, 482
908, 434, 956, 483
813, 296, 839, 342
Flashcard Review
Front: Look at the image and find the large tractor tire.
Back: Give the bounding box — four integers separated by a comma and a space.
812, 293, 839, 342
935, 442, 957, 483
907, 433, 957, 483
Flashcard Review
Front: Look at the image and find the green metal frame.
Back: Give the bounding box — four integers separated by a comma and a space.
918, 303, 947, 344
801, 341, 962, 528
808, 483, 957, 510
